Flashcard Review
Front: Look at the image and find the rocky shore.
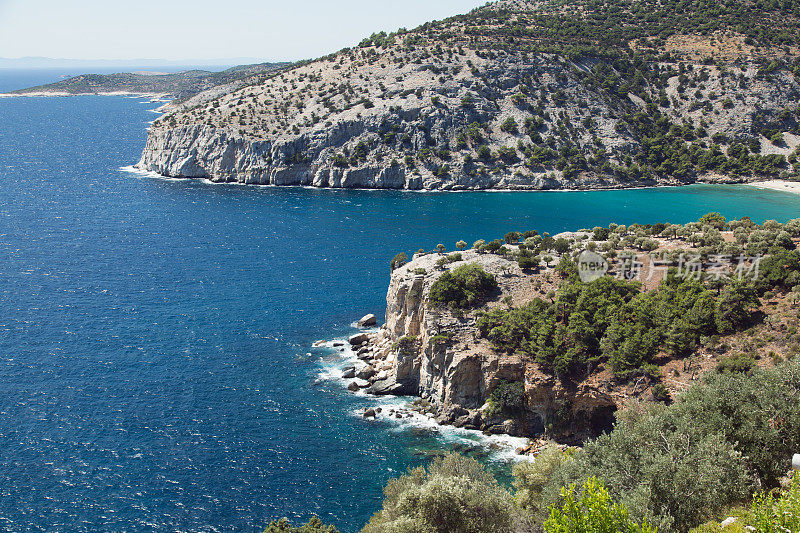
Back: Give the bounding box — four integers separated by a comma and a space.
333, 250, 625, 447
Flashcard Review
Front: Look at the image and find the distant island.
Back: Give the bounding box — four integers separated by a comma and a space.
6, 62, 288, 101
125, 0, 800, 190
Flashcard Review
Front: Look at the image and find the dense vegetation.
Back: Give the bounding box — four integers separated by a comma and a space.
457, 0, 800, 55
470, 214, 800, 379
429, 263, 499, 309
477, 272, 763, 377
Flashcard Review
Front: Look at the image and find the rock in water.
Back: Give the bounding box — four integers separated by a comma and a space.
348, 333, 369, 346
357, 314, 377, 327
347, 381, 360, 392
356, 365, 376, 380
342, 366, 356, 379
363, 408, 376, 418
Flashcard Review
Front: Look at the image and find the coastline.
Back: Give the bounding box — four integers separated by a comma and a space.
120, 165, 779, 195
0, 91, 173, 101
312, 334, 533, 464
746, 179, 800, 195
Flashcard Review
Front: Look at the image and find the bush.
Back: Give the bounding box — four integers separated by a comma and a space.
361, 454, 515, 533
541, 402, 752, 531
716, 353, 755, 373
264, 517, 338, 532
513, 446, 573, 515
544, 477, 656, 533
485, 380, 525, 417
429, 263, 498, 309
541, 361, 800, 530
750, 471, 800, 532
500, 116, 519, 134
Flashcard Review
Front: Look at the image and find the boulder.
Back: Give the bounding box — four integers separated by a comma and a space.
720, 518, 738, 527
342, 366, 356, 379
347, 381, 360, 392
368, 379, 406, 396
349, 333, 369, 346
357, 314, 377, 327
332, 341, 344, 347
363, 408, 377, 419
356, 365, 376, 380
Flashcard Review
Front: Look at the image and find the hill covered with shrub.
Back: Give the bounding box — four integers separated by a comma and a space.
138, 0, 800, 189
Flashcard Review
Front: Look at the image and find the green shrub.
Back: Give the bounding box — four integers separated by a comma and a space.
485, 380, 525, 417
544, 477, 656, 533
361, 454, 515, 533
264, 517, 338, 532
541, 402, 752, 531
716, 353, 755, 373
500, 116, 519, 134
513, 446, 573, 515
750, 471, 800, 532
541, 362, 800, 530
430, 264, 498, 309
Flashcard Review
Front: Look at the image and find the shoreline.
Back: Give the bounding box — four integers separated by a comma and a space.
0, 91, 173, 101
120, 166, 774, 194
312, 334, 534, 464
745, 179, 800, 195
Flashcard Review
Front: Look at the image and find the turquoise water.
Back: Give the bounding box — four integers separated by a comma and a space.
0, 85, 799, 532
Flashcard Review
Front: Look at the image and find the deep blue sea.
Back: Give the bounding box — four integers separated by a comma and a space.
1, 70, 799, 532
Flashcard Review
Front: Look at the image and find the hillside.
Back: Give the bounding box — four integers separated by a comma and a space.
346, 214, 800, 445
137, 0, 800, 189
8, 62, 288, 101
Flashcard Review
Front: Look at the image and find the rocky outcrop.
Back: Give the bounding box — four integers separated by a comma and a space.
352, 251, 621, 443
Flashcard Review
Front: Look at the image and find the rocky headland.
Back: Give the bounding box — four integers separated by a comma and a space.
134, 0, 800, 190
339, 217, 800, 447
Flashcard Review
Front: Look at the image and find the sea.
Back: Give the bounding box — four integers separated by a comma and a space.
1, 69, 798, 532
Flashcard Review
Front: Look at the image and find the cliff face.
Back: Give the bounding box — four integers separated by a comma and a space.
351, 251, 620, 442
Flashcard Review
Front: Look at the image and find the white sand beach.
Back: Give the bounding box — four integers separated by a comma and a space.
747, 180, 800, 195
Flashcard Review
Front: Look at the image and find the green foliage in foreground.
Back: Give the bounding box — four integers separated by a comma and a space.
429, 263, 498, 309
264, 517, 338, 532
750, 471, 800, 533
361, 453, 517, 533
544, 477, 656, 533
536, 362, 800, 531
691, 471, 800, 532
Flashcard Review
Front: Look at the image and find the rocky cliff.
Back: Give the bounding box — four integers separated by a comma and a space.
135, 0, 800, 190
348, 250, 621, 443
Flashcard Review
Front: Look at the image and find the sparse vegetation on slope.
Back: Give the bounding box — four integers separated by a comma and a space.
138, 0, 800, 189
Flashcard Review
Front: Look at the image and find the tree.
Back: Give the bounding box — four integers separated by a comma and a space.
390, 252, 409, 271
513, 446, 573, 515
456, 240, 468, 250
362, 454, 515, 533
436, 243, 446, 255
699, 212, 726, 230
500, 116, 519, 134
715, 280, 759, 333
505, 232, 521, 244
477, 144, 492, 160
518, 254, 540, 272
544, 477, 656, 533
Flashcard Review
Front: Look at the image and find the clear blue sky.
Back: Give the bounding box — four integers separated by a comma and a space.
0, 0, 488, 62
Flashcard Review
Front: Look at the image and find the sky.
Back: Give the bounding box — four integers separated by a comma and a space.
0, 0, 488, 63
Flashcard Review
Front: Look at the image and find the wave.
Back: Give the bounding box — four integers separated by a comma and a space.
312, 337, 532, 465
